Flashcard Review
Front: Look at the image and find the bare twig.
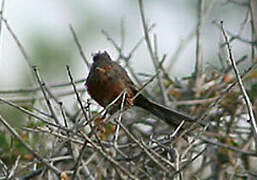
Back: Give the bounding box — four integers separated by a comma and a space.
250, 0, 257, 59
102, 30, 121, 53
7, 155, 20, 180
153, 34, 169, 105
117, 120, 174, 173
138, 0, 168, 105
33, 66, 60, 125
113, 91, 127, 152
0, 0, 6, 39
250, 0, 257, 40
0, 97, 65, 130
132, 70, 160, 100
31, 127, 84, 145
71, 141, 88, 180
194, 0, 204, 98
171, 60, 257, 145
168, 1, 214, 73
0, 115, 61, 176
213, 19, 257, 47
66, 65, 89, 122
0, 159, 8, 178
221, 21, 257, 143
173, 149, 181, 180
201, 136, 257, 156
128, 24, 155, 58
59, 102, 69, 128
0, 78, 85, 94
140, 139, 175, 171
2, 18, 62, 121
79, 131, 139, 179
69, 24, 90, 69
2, 87, 85, 103
138, 0, 154, 61
171, 147, 207, 178
2, 18, 33, 67
172, 97, 218, 106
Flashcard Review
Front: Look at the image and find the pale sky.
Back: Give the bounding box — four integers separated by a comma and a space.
0, 0, 250, 89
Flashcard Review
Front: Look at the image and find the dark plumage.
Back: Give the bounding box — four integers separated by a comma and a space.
86, 51, 203, 128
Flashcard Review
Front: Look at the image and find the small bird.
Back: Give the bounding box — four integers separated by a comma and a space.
86, 51, 202, 128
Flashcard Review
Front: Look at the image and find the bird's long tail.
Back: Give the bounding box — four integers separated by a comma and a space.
134, 94, 203, 128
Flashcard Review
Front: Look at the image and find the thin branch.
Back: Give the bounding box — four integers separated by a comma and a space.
250, 0, 257, 59
0, 78, 85, 94
138, 0, 154, 61
0, 159, 8, 178
171, 60, 257, 144
59, 102, 69, 128
79, 131, 139, 180
221, 21, 257, 144
66, 65, 89, 122
71, 141, 88, 180
131, 70, 160, 101
153, 34, 169, 105
69, 24, 90, 69
128, 24, 155, 58
212, 19, 257, 47
201, 136, 257, 156
118, 121, 170, 173
138, 0, 169, 105
84, 88, 128, 130
0, 115, 61, 176
0, 0, 6, 39
2, 87, 85, 103
0, 97, 65, 130
113, 91, 127, 147
198, 60, 257, 122
172, 97, 218, 106
171, 147, 207, 178
194, 0, 205, 99
7, 155, 20, 180
168, 1, 214, 73
33, 66, 60, 125
2, 18, 33, 67
102, 30, 121, 53
31, 127, 84, 146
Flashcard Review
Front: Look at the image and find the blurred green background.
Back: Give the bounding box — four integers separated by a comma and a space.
1, 0, 251, 87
